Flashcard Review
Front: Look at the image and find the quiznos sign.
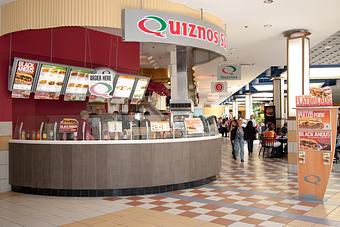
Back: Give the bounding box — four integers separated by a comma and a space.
124, 9, 227, 56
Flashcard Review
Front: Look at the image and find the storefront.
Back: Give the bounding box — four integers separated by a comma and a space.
0, 0, 226, 195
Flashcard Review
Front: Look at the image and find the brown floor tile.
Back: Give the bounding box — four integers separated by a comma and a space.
127, 201, 144, 206
177, 205, 195, 211
243, 198, 260, 203
232, 210, 254, 217
286, 208, 307, 215
211, 218, 235, 225
269, 216, 294, 224
275, 202, 293, 208
151, 206, 170, 212
206, 211, 226, 217
252, 203, 269, 209
61, 223, 89, 227
299, 201, 317, 207
150, 200, 167, 206
174, 200, 191, 205
128, 196, 144, 200
149, 195, 166, 200
0, 192, 21, 200
222, 199, 237, 203
201, 204, 220, 210
180, 211, 200, 218
195, 194, 209, 199
240, 217, 263, 225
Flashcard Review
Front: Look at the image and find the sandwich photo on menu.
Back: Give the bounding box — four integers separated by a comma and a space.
299, 137, 331, 151
298, 117, 324, 129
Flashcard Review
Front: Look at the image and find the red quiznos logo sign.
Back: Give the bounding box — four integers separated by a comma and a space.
138, 15, 227, 48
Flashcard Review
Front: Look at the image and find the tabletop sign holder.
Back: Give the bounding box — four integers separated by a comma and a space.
295, 87, 338, 201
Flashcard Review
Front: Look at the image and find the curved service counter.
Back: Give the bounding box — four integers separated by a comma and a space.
9, 135, 222, 197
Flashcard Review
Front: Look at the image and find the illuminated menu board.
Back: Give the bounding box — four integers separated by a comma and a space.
64, 67, 93, 101
36, 64, 68, 93
34, 64, 68, 100
132, 78, 149, 99
11, 58, 39, 91
113, 75, 136, 98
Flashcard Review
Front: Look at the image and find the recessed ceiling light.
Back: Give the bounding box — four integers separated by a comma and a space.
264, 24, 272, 28
325, 45, 333, 50
264, 0, 273, 3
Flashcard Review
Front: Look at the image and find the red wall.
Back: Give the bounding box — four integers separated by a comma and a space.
0, 27, 140, 124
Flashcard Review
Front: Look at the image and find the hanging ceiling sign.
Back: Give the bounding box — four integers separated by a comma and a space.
211, 81, 228, 93
217, 63, 241, 80
89, 74, 114, 99
123, 9, 227, 57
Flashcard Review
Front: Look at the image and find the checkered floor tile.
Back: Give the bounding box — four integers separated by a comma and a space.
104, 140, 340, 226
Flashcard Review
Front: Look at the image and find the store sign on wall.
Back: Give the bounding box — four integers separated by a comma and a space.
123, 9, 227, 57
211, 82, 228, 93
217, 63, 241, 80
89, 74, 113, 98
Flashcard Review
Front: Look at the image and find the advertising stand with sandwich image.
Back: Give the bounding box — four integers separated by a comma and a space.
295, 87, 337, 201
297, 109, 331, 130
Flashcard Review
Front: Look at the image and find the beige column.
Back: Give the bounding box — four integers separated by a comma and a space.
245, 93, 253, 120
273, 77, 285, 127
0, 122, 11, 192
232, 101, 238, 118
284, 29, 311, 173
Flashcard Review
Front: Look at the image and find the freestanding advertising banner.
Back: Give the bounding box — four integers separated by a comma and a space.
296, 87, 338, 200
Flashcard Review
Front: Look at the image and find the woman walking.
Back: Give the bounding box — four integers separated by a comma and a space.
245, 121, 257, 156
231, 119, 245, 162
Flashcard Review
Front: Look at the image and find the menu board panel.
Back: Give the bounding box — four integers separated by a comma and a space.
296, 87, 333, 107
65, 67, 93, 95
11, 58, 39, 91
132, 78, 149, 99
34, 64, 68, 100
113, 75, 136, 98
64, 94, 87, 102
11, 90, 31, 99
36, 64, 68, 93
297, 109, 331, 130
184, 118, 204, 134
298, 131, 332, 152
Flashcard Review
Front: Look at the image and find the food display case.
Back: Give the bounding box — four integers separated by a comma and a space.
9, 114, 222, 197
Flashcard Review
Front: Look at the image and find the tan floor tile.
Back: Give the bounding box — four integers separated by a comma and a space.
60, 223, 90, 227
269, 216, 293, 224
326, 214, 340, 221
312, 224, 335, 227
287, 220, 314, 227
211, 218, 235, 226
200, 222, 224, 227
124, 220, 159, 227
80, 217, 108, 225
93, 220, 122, 227
240, 217, 263, 225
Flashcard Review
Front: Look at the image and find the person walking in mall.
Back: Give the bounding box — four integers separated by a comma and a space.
231, 119, 245, 162
220, 118, 228, 137
244, 121, 257, 156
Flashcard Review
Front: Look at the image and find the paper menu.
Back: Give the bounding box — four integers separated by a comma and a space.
184, 118, 204, 134
65, 68, 93, 95
36, 64, 68, 93
113, 75, 135, 98
132, 78, 149, 99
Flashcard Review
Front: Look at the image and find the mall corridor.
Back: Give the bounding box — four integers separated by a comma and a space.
0, 141, 340, 227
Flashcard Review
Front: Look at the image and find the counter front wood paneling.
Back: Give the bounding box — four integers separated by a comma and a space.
9, 136, 221, 193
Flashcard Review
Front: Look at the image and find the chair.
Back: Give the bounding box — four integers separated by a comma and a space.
259, 136, 281, 158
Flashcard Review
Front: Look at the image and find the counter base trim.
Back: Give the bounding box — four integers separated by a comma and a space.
11, 176, 217, 197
